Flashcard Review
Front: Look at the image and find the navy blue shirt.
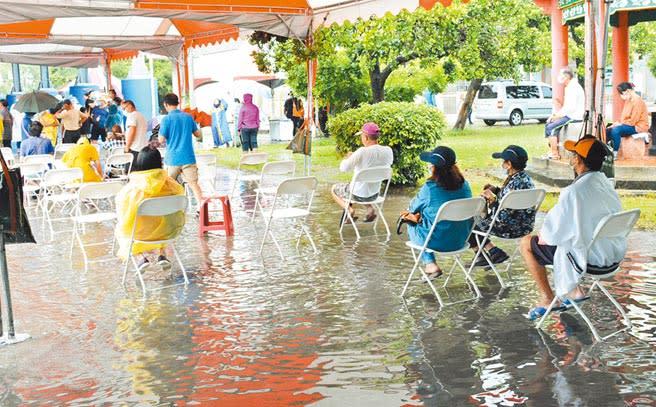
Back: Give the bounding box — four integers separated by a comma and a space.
159, 109, 198, 167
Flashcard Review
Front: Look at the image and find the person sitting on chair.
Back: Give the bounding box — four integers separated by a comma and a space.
20, 121, 54, 159
115, 144, 186, 273
401, 146, 472, 281
469, 145, 536, 267
606, 82, 649, 157
331, 122, 393, 224
544, 67, 585, 160
520, 136, 626, 320
61, 137, 103, 182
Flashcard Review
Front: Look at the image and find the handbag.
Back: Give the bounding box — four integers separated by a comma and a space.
286, 122, 312, 155
396, 212, 421, 235
0, 149, 36, 244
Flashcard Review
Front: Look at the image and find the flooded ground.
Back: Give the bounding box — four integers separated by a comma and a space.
1, 175, 655, 406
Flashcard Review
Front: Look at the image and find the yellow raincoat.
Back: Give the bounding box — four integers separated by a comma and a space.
38, 110, 59, 147
61, 138, 102, 182
115, 168, 186, 260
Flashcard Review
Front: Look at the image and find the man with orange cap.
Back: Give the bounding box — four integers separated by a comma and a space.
520, 136, 626, 320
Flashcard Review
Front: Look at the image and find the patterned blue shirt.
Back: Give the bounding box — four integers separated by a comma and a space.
476, 171, 536, 238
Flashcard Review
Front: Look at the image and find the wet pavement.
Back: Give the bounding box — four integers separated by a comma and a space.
1, 176, 655, 407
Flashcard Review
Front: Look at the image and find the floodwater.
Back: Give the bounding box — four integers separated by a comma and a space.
1, 174, 655, 407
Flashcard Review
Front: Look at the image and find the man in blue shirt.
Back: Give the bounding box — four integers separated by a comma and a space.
20, 121, 54, 158
158, 93, 203, 207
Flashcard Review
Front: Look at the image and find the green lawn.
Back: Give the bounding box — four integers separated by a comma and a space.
204, 124, 656, 229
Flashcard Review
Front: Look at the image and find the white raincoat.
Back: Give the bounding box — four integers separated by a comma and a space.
540, 171, 625, 296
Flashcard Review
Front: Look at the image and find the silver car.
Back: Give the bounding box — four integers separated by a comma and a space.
473, 80, 553, 126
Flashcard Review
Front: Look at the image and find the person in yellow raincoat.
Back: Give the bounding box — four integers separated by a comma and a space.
61, 137, 103, 182
38, 108, 59, 147
115, 144, 185, 271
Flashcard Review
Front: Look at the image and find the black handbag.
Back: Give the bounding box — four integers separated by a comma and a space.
0, 149, 36, 244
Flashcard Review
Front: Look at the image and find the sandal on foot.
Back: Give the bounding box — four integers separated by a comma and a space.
363, 213, 377, 223
422, 269, 443, 284
528, 304, 566, 321
561, 296, 590, 309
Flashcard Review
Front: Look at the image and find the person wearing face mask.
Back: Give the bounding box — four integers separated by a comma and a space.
520, 136, 624, 321
544, 67, 585, 160
400, 146, 472, 281
468, 145, 536, 267
606, 82, 649, 157
211, 98, 233, 147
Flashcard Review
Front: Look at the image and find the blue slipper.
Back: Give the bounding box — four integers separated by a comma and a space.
561, 296, 591, 309
528, 304, 566, 321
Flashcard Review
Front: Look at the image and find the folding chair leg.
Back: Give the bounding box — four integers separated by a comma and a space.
250, 191, 261, 222
299, 222, 317, 253
454, 256, 482, 299
132, 256, 148, 297
172, 246, 189, 285
594, 281, 632, 338
536, 296, 561, 330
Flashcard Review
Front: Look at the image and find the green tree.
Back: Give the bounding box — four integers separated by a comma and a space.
49, 67, 78, 89
452, 0, 551, 129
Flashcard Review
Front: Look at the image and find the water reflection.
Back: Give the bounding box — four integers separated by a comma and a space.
0, 178, 654, 406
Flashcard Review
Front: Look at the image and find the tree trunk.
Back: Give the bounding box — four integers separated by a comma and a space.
453, 78, 483, 130
370, 69, 386, 104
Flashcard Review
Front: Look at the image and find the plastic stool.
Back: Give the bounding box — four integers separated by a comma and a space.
199, 195, 234, 236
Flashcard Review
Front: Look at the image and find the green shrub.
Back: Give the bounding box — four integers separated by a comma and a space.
384, 84, 417, 102
328, 102, 446, 185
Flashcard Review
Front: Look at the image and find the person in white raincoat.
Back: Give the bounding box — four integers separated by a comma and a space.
520, 136, 626, 320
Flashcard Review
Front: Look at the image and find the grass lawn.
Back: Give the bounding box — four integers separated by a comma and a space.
204, 124, 656, 229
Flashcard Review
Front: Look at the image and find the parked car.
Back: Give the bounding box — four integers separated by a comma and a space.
473, 80, 553, 126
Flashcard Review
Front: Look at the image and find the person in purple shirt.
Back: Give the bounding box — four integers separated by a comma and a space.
237, 93, 260, 153
20, 121, 54, 158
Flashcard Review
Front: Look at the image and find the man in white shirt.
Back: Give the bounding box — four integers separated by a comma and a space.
331, 122, 393, 224
56, 99, 89, 144
520, 136, 625, 320
123, 100, 149, 171
545, 67, 585, 159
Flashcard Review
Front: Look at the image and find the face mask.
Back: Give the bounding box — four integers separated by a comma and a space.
502, 162, 509, 172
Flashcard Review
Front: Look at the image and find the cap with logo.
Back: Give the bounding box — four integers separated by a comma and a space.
419, 146, 456, 169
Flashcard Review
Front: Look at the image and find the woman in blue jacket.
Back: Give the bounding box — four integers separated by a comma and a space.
402, 146, 472, 280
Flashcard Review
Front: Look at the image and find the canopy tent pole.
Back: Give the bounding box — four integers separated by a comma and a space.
304, 42, 317, 176
594, 0, 613, 141
11, 64, 21, 93
104, 53, 113, 92
174, 58, 183, 97
183, 45, 190, 107
188, 47, 196, 108
583, 0, 596, 134
39, 66, 51, 89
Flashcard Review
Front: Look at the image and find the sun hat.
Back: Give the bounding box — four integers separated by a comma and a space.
419, 146, 456, 169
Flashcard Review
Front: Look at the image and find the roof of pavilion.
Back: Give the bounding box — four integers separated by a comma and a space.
0, 1, 453, 67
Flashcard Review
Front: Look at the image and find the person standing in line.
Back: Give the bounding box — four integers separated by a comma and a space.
1, 99, 14, 148
37, 107, 60, 147
56, 99, 88, 144
232, 97, 241, 148
158, 93, 203, 209
123, 100, 149, 171
237, 93, 260, 153
91, 99, 109, 143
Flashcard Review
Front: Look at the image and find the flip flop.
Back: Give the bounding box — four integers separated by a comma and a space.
422, 269, 443, 284
363, 213, 377, 223
561, 296, 591, 309
527, 304, 566, 321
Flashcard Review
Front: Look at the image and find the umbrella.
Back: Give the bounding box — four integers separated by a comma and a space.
13, 91, 60, 113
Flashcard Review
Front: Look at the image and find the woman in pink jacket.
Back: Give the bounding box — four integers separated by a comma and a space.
237, 93, 260, 152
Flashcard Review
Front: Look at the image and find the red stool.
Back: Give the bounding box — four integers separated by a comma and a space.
199, 195, 234, 236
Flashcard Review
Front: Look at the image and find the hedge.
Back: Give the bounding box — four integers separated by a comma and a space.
327, 102, 446, 185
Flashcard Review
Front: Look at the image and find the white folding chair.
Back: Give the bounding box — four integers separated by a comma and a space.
121, 195, 189, 296
19, 162, 48, 208
469, 189, 546, 288
109, 146, 125, 157
54, 143, 76, 160
69, 182, 124, 272
105, 153, 133, 180
23, 154, 55, 167
196, 153, 218, 194
339, 166, 392, 239
258, 176, 318, 260
251, 160, 296, 221
537, 209, 640, 342
41, 168, 83, 240
0, 147, 15, 166
401, 197, 486, 308
230, 152, 268, 197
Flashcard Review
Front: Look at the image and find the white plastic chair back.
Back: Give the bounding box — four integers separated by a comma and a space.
42, 168, 83, 187
434, 197, 486, 223
136, 195, 188, 218
77, 181, 124, 201
109, 147, 125, 157
23, 154, 55, 166
497, 188, 546, 211
105, 153, 134, 172
1, 147, 14, 164
351, 166, 392, 184
261, 160, 296, 177
20, 162, 47, 178
239, 152, 268, 167
589, 209, 640, 252
276, 176, 318, 196
55, 143, 75, 159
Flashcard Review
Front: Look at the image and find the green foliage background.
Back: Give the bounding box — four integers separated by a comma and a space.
328, 102, 446, 185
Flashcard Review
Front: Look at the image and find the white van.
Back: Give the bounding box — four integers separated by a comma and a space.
473, 80, 553, 126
